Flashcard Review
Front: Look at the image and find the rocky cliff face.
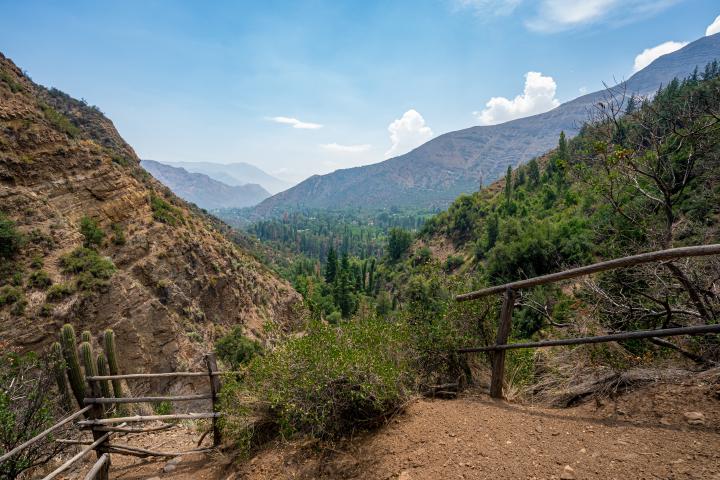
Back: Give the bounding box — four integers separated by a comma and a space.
0, 53, 302, 390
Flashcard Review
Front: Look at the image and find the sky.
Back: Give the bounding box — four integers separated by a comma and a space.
0, 1, 718, 184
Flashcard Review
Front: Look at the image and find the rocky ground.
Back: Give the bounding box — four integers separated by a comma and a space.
53, 369, 720, 479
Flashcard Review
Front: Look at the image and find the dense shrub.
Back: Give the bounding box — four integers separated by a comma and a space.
150, 194, 184, 226
27, 270, 52, 289
0, 286, 23, 306
60, 247, 116, 291
220, 317, 412, 451
0, 352, 65, 479
111, 223, 126, 246
215, 326, 263, 369
79, 216, 105, 248
46, 282, 75, 301
40, 103, 80, 138
387, 228, 412, 261
0, 214, 22, 259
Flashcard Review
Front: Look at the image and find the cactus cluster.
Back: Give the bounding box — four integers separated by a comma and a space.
50, 341, 71, 410
56, 324, 124, 411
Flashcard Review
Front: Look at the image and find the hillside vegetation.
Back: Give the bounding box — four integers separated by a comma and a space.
218, 65, 720, 455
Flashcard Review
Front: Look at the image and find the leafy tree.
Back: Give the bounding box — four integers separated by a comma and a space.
527, 158, 540, 187
387, 228, 412, 262
215, 327, 263, 369
504, 165, 513, 203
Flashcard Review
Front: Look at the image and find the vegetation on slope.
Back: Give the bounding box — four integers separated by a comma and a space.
218, 66, 720, 453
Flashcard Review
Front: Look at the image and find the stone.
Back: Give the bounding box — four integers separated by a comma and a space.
560, 465, 576, 480
683, 411, 705, 425
398, 471, 412, 480
163, 464, 177, 473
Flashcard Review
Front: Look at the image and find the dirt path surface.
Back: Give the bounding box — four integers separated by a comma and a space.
239, 381, 720, 480
57, 376, 720, 479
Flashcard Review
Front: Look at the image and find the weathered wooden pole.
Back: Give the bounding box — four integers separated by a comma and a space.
489, 288, 516, 399
87, 376, 110, 480
204, 352, 221, 447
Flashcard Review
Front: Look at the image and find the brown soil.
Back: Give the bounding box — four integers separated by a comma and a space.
74, 374, 720, 480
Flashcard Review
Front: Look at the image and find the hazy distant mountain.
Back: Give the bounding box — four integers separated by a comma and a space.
141, 160, 270, 209
252, 33, 720, 217
163, 161, 291, 194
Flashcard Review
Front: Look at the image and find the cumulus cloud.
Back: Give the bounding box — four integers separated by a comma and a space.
385, 110, 433, 158
473, 71, 560, 126
707, 15, 720, 36
633, 41, 688, 72
453, 0, 522, 16
320, 143, 372, 153
525, 0, 679, 33
269, 116, 323, 129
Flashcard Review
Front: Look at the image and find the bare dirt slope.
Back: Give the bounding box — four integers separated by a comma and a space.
82, 372, 720, 480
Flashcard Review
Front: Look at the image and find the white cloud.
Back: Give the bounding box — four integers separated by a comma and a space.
707, 15, 720, 36
525, 0, 679, 33
269, 116, 323, 129
453, 0, 522, 16
632, 41, 688, 72
320, 143, 372, 153
473, 71, 560, 126
385, 109, 433, 158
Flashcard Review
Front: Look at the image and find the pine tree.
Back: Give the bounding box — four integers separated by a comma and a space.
558, 131, 568, 161
366, 258, 376, 294
504, 165, 513, 203
486, 213, 499, 250
528, 158, 540, 187
325, 247, 338, 284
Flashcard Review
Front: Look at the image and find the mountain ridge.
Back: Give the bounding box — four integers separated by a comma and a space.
164, 160, 291, 194
141, 159, 270, 209
251, 33, 720, 217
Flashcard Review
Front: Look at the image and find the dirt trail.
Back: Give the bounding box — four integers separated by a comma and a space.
61, 377, 720, 479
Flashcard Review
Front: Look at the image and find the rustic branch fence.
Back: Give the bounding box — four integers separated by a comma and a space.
0, 352, 228, 480
455, 244, 720, 399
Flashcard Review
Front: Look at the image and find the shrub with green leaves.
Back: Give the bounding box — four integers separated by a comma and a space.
60, 247, 116, 291
150, 194, 184, 226
220, 317, 412, 450
79, 216, 105, 248
0, 213, 22, 259
40, 103, 80, 138
0, 286, 23, 306
46, 282, 75, 301
215, 327, 263, 369
27, 270, 52, 289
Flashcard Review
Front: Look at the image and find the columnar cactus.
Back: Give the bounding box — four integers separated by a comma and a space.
96, 353, 113, 399
103, 329, 124, 399
50, 341, 71, 410
81, 330, 92, 344
80, 341, 98, 378
61, 324, 86, 408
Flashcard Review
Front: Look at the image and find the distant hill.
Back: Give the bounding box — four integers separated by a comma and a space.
163, 161, 291, 194
141, 160, 270, 209
252, 33, 720, 217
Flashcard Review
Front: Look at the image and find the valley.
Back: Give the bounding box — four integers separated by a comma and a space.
1, 9, 720, 480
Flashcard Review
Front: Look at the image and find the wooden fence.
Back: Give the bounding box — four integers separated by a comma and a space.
455, 244, 720, 399
0, 353, 226, 480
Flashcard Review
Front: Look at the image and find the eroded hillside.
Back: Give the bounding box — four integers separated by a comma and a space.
0, 53, 303, 387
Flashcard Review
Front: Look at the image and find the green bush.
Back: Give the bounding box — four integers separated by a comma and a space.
221, 317, 412, 449
387, 228, 412, 262
60, 247, 116, 291
215, 327, 263, 369
0, 286, 23, 306
0, 214, 22, 259
40, 103, 80, 138
111, 223, 126, 246
150, 194, 184, 226
46, 282, 75, 301
28, 270, 52, 289
79, 216, 105, 248
443, 255, 464, 272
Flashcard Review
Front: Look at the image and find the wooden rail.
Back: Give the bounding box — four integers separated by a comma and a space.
456, 244, 720, 302
455, 244, 720, 399
1, 352, 226, 479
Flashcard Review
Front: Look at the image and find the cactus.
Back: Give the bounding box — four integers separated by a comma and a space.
103, 329, 124, 400
80, 341, 98, 378
50, 341, 71, 410
81, 330, 92, 344
96, 353, 113, 399
61, 324, 85, 408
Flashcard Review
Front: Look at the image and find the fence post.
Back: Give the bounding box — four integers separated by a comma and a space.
204, 353, 221, 447
490, 288, 516, 399
87, 379, 110, 480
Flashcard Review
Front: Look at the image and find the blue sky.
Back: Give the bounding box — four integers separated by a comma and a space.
1, 0, 718, 183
